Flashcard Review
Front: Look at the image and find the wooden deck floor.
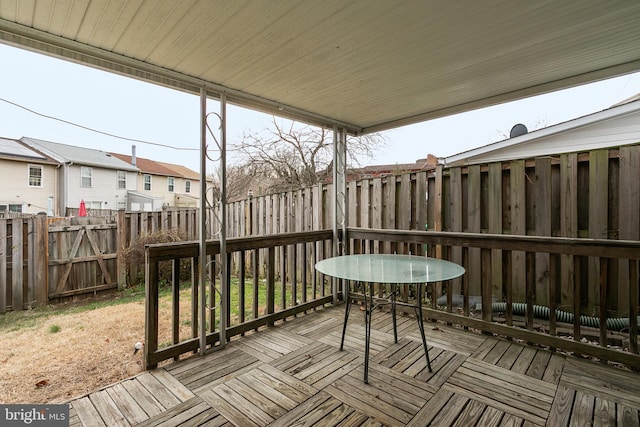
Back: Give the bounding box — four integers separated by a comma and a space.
69, 305, 640, 426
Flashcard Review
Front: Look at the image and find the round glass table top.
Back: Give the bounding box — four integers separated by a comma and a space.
315, 254, 465, 283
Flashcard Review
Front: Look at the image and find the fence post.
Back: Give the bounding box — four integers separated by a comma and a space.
33, 214, 48, 307
0, 219, 6, 313
12, 219, 24, 310
116, 211, 127, 290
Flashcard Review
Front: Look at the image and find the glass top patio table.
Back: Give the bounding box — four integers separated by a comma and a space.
315, 254, 465, 383
315, 254, 465, 284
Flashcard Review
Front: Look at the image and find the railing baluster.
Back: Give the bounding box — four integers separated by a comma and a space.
267, 246, 275, 326
630, 259, 638, 354
172, 257, 180, 361
144, 249, 159, 370
599, 257, 609, 350
238, 250, 245, 331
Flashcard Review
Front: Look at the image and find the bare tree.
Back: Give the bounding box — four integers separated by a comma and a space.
231, 117, 386, 190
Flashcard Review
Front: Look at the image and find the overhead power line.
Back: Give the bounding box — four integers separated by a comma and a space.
0, 96, 198, 151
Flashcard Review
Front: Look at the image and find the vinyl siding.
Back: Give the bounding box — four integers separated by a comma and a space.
0, 159, 58, 214
67, 165, 134, 211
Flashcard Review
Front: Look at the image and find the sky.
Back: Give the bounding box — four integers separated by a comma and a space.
2, 42, 640, 173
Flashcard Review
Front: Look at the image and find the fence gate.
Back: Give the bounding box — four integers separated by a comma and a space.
48, 217, 118, 300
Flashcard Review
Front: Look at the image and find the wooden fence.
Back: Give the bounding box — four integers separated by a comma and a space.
429, 146, 640, 316
0, 209, 212, 311
2, 145, 638, 313
0, 215, 47, 312
225, 146, 639, 315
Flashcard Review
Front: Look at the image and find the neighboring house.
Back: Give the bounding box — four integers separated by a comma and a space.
442, 95, 640, 166
110, 148, 201, 210
20, 137, 139, 215
319, 155, 437, 185
157, 161, 202, 208
0, 137, 59, 216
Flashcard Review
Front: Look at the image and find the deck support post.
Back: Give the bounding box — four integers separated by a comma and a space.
219, 93, 228, 348
199, 87, 208, 356
332, 126, 347, 303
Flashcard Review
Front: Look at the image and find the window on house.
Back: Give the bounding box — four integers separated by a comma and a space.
9, 204, 23, 213
117, 171, 127, 189
28, 165, 43, 187
144, 174, 151, 191
168, 177, 175, 192
81, 166, 93, 187
185, 180, 191, 193
117, 201, 127, 210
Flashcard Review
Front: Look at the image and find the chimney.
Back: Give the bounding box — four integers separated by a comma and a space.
131, 145, 137, 166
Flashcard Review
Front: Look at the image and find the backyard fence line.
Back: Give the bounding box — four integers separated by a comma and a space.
1, 145, 638, 313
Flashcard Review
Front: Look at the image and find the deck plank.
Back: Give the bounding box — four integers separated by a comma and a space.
547, 385, 574, 427
474, 405, 505, 427
136, 371, 181, 408
265, 391, 335, 427
407, 388, 455, 426
541, 353, 565, 385
209, 382, 275, 426
88, 390, 128, 427
149, 368, 195, 401
429, 392, 469, 426
593, 397, 617, 427
561, 359, 640, 408
569, 390, 595, 427
105, 383, 149, 425
136, 397, 219, 427
325, 382, 410, 427
199, 388, 261, 427
119, 377, 165, 417
617, 405, 640, 427
72, 396, 107, 427
451, 399, 488, 426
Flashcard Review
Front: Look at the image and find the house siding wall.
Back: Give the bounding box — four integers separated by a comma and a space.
67, 165, 132, 211
135, 173, 201, 208
0, 159, 57, 214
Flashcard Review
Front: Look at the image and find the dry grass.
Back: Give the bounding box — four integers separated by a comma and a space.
0, 291, 194, 404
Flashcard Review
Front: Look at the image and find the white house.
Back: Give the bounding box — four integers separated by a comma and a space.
110, 147, 202, 210
442, 96, 640, 166
0, 137, 59, 216
20, 137, 139, 215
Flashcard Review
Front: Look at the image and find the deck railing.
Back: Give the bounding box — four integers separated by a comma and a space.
348, 228, 640, 369
144, 228, 639, 370
144, 230, 334, 369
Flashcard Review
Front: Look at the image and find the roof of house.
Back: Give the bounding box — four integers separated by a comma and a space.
443, 97, 640, 166
157, 162, 200, 180
20, 137, 138, 171
109, 153, 178, 177
0, 137, 57, 163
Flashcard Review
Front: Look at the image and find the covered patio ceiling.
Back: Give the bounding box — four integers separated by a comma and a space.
1, 1, 640, 135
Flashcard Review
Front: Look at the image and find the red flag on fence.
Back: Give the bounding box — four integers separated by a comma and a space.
78, 199, 87, 217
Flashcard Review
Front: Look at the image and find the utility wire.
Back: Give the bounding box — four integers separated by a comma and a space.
0, 96, 199, 151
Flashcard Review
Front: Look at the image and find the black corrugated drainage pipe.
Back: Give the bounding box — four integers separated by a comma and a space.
491, 302, 640, 331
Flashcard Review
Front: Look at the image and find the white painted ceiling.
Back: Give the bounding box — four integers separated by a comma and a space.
1, 0, 639, 134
